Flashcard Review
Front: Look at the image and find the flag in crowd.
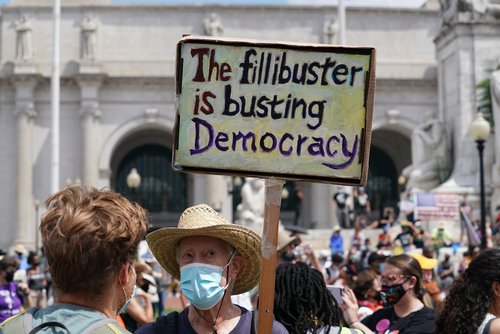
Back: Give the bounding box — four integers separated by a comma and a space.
414, 193, 460, 221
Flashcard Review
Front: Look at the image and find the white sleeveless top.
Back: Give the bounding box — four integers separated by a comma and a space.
477, 313, 496, 334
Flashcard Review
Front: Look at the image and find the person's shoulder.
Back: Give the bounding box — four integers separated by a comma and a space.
135, 322, 155, 334
490, 317, 500, 334
414, 306, 436, 319
367, 306, 394, 319
0, 311, 27, 333
136, 310, 185, 334
272, 319, 289, 334
92, 321, 132, 334
401, 306, 436, 333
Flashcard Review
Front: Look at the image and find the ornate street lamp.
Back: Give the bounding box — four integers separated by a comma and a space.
469, 112, 491, 249
126, 168, 142, 202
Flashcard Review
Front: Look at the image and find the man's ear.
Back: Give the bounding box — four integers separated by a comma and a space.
118, 263, 131, 286
230, 255, 244, 279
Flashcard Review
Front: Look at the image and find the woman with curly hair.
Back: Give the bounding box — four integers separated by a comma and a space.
274, 262, 363, 333
436, 248, 500, 334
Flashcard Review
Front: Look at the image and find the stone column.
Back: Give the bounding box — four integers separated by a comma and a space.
12, 75, 38, 248
309, 183, 334, 229
76, 75, 103, 186
204, 175, 228, 215
329, 184, 340, 227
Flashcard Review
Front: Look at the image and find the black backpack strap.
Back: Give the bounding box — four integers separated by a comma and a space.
28, 321, 69, 334
154, 311, 179, 334
482, 317, 496, 334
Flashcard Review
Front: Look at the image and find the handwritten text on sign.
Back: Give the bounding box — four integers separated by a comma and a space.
174, 38, 375, 183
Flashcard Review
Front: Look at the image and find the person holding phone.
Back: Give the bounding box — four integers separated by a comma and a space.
274, 262, 364, 333
327, 285, 344, 306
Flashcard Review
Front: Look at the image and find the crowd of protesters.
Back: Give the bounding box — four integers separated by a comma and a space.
1, 184, 500, 334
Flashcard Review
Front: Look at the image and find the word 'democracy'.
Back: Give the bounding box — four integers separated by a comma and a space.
174, 37, 375, 184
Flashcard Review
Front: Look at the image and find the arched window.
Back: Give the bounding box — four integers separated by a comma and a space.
115, 144, 187, 213
367, 146, 398, 219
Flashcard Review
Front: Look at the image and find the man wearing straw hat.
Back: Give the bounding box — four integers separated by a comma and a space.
137, 203, 288, 334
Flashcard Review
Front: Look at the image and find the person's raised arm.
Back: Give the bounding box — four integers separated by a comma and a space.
340, 287, 373, 334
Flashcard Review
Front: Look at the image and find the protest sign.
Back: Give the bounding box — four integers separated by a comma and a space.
414, 192, 460, 221
173, 36, 376, 185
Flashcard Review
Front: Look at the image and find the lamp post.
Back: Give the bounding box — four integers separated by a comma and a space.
126, 168, 142, 203
398, 175, 406, 198
34, 199, 40, 255
228, 177, 242, 222
469, 112, 491, 249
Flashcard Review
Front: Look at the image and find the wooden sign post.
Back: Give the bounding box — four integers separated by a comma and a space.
173, 35, 376, 333
258, 178, 285, 333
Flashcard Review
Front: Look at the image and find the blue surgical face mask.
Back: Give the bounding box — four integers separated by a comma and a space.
180, 252, 234, 310
118, 266, 137, 314
118, 284, 137, 314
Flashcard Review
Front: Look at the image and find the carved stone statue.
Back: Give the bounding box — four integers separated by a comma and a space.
203, 13, 223, 36
402, 117, 448, 190
235, 177, 265, 233
490, 66, 500, 215
491, 67, 500, 165
439, 0, 491, 24
324, 16, 339, 44
15, 15, 33, 61
81, 14, 97, 60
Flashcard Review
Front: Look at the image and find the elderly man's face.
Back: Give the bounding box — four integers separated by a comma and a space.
178, 236, 242, 288
178, 236, 233, 268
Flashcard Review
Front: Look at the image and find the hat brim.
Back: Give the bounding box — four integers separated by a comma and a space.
147, 224, 261, 295
411, 253, 437, 270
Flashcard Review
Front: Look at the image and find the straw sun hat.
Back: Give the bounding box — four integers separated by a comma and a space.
146, 204, 262, 295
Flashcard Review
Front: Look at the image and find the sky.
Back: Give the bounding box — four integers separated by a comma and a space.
0, 0, 427, 8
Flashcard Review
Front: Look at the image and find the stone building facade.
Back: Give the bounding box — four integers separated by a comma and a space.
1, 0, 499, 250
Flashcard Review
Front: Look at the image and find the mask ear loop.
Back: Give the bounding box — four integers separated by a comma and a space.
222, 248, 236, 270
118, 264, 136, 313
221, 248, 236, 288
205, 249, 235, 333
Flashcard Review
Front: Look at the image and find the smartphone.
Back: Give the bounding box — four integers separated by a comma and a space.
326, 285, 344, 305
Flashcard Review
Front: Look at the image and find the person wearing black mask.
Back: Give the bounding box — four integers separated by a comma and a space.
0, 255, 27, 323
340, 254, 435, 333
